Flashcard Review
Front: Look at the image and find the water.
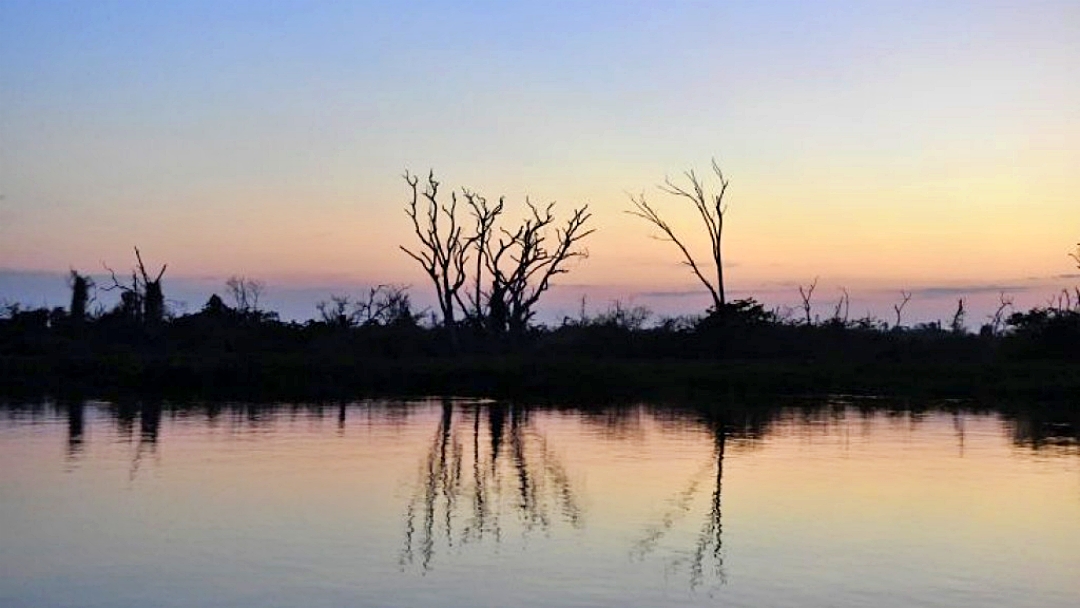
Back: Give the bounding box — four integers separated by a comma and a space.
1, 398, 1078, 607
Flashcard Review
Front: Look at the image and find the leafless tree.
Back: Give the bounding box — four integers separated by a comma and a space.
464, 191, 503, 323
892, 290, 912, 329
830, 287, 851, 326
401, 170, 593, 339
987, 292, 1013, 336
102, 247, 167, 324
483, 201, 594, 335
628, 159, 730, 310
797, 277, 818, 325
1069, 243, 1080, 269
949, 298, 966, 334
317, 284, 419, 328
401, 171, 475, 343
225, 276, 265, 313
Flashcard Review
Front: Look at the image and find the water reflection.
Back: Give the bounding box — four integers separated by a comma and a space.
400, 400, 582, 572
1, 396, 1079, 607
630, 413, 727, 589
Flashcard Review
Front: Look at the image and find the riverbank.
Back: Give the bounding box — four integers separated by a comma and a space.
3, 352, 1077, 402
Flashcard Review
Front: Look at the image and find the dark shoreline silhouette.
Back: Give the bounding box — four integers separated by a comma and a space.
1, 291, 1078, 402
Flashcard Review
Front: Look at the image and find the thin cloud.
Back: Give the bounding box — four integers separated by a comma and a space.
636, 289, 705, 299
906, 285, 1031, 299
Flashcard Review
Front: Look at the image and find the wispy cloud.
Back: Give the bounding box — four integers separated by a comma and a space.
636, 289, 704, 299
906, 285, 1031, 299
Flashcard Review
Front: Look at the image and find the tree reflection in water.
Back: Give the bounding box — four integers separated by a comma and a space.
63, 398, 85, 461
104, 399, 162, 481
400, 400, 582, 572
630, 414, 728, 591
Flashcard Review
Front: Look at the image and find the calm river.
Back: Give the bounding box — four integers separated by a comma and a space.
1, 398, 1078, 607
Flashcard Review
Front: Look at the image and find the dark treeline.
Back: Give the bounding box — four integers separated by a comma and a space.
1, 166, 1078, 401
1, 271, 1078, 400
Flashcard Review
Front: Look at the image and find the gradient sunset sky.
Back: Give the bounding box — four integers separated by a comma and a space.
1, 1, 1077, 322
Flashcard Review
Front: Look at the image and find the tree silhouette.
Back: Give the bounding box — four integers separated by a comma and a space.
67, 270, 93, 328
402, 170, 593, 340
401, 171, 472, 345
628, 159, 731, 310
102, 247, 167, 325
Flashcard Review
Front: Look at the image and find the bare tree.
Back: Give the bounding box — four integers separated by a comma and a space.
1069, 243, 1080, 269
949, 298, 966, 334
401, 170, 594, 339
401, 171, 474, 342
317, 285, 420, 328
464, 191, 503, 323
484, 201, 594, 335
830, 287, 851, 326
225, 276, 265, 314
102, 247, 167, 325
986, 292, 1013, 336
798, 277, 818, 325
892, 290, 912, 330
628, 159, 730, 310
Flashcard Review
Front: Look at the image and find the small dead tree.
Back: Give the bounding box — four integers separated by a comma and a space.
628, 159, 730, 311
949, 298, 966, 334
892, 290, 912, 330
798, 277, 818, 325
225, 276, 265, 314
102, 247, 167, 325
1069, 243, 1080, 269
317, 285, 422, 328
830, 287, 851, 326
986, 292, 1013, 336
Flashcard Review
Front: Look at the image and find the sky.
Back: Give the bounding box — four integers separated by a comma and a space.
1, 0, 1078, 324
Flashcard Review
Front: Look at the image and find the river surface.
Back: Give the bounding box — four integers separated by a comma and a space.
1, 398, 1078, 607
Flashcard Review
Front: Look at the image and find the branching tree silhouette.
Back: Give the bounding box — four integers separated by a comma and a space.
798, 277, 818, 325
830, 287, 851, 326
102, 247, 167, 325
628, 159, 730, 310
1070, 243, 1080, 269
316, 285, 419, 328
464, 191, 503, 323
892, 290, 912, 330
401, 170, 593, 341
401, 171, 472, 343
225, 276, 264, 314
483, 201, 594, 335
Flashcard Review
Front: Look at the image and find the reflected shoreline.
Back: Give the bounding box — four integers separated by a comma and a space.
3, 395, 1079, 456
2, 396, 1077, 598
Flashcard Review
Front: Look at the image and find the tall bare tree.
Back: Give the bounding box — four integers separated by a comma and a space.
628, 159, 730, 310
401, 171, 474, 341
